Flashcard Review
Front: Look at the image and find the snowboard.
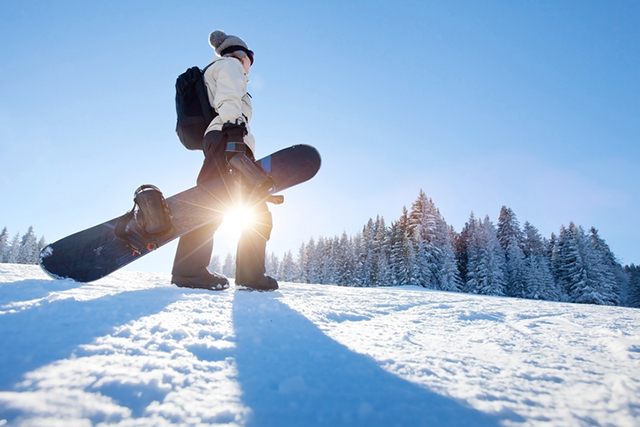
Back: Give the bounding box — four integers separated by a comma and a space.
40, 144, 321, 282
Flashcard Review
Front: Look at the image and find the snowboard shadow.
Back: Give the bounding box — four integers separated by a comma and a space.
232, 291, 502, 427
0, 286, 181, 390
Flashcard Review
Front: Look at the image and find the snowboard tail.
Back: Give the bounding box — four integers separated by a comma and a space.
40, 145, 321, 282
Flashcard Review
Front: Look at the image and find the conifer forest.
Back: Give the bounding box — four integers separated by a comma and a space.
0, 226, 45, 265
214, 190, 640, 308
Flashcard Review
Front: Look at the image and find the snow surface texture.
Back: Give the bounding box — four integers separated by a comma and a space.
0, 264, 639, 426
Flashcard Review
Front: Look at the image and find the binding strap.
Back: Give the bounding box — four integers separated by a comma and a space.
113, 185, 171, 255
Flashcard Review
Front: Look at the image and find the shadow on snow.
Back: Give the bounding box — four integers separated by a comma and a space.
0, 278, 82, 308
232, 291, 504, 427
0, 284, 181, 390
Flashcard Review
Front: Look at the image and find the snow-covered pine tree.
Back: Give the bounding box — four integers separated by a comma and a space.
222, 253, 235, 278
388, 209, 416, 286
588, 227, 622, 305
374, 216, 394, 286
522, 222, 560, 300
497, 207, 527, 298
278, 250, 298, 282
413, 238, 435, 288
464, 215, 507, 296
350, 231, 364, 287
0, 227, 8, 263
436, 237, 462, 292
456, 213, 475, 285
17, 226, 39, 264
265, 252, 280, 279
355, 219, 377, 287
37, 236, 46, 253
408, 190, 461, 291
209, 255, 221, 274
306, 237, 322, 284
408, 191, 436, 288
522, 221, 545, 258
297, 238, 318, 284
5, 233, 21, 264
326, 236, 341, 284
625, 264, 640, 308
334, 231, 356, 286
554, 223, 615, 305
315, 236, 338, 285
313, 237, 326, 284
296, 242, 308, 283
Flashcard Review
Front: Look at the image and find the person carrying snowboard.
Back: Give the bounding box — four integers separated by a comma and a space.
171, 30, 278, 291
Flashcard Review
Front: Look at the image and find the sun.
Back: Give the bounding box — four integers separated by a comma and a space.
224, 205, 255, 232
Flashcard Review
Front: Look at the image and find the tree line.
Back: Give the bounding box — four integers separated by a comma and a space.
0, 226, 46, 265
216, 190, 639, 307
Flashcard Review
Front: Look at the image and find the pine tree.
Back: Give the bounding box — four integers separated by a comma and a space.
355, 220, 376, 287
265, 252, 280, 279
313, 237, 326, 283
589, 227, 624, 305
350, 232, 365, 287
18, 226, 39, 264
37, 236, 46, 253
0, 227, 8, 263
279, 250, 298, 282
209, 255, 221, 273
325, 237, 340, 284
522, 222, 560, 300
408, 190, 461, 291
554, 223, 614, 305
334, 231, 356, 286
296, 242, 308, 283
315, 236, 339, 285
389, 212, 415, 286
522, 255, 558, 300
408, 191, 437, 288
306, 237, 321, 284
497, 207, 527, 298
464, 216, 507, 296
5, 233, 21, 264
222, 253, 235, 278
373, 216, 393, 286
625, 265, 640, 308
456, 213, 475, 285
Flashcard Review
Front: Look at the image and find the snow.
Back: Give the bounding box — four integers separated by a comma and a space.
1, 264, 639, 426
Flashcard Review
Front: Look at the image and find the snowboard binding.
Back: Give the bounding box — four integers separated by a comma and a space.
114, 185, 174, 254
225, 141, 276, 202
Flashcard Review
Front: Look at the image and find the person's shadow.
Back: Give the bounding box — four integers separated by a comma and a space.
232, 290, 505, 427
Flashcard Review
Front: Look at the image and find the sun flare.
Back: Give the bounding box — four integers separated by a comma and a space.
224, 206, 255, 231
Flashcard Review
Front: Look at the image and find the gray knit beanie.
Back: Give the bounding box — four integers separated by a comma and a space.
209, 30, 254, 64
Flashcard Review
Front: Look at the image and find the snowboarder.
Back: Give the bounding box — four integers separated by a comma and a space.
171, 30, 278, 291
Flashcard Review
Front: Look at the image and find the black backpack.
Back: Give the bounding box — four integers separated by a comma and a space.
175, 63, 217, 150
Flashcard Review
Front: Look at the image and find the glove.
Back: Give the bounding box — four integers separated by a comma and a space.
221, 123, 274, 196
222, 122, 248, 160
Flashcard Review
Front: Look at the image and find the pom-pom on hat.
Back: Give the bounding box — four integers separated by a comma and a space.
209, 30, 254, 64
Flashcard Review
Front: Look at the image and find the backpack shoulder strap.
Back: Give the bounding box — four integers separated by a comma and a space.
198, 62, 217, 122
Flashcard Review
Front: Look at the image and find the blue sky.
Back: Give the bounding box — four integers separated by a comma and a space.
1, 0, 639, 273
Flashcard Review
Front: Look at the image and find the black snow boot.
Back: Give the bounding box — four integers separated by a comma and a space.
236, 275, 279, 291
172, 269, 229, 291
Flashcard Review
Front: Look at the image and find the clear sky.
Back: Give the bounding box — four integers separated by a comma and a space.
1, 0, 639, 273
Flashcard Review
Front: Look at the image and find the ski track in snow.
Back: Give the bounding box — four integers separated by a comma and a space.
0, 264, 639, 426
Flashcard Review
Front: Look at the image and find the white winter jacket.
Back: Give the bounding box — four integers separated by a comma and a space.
203, 56, 255, 154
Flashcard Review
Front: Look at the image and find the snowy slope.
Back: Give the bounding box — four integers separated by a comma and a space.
0, 264, 639, 426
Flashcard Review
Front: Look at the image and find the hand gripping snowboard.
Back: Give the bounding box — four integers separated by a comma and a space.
40, 145, 321, 282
